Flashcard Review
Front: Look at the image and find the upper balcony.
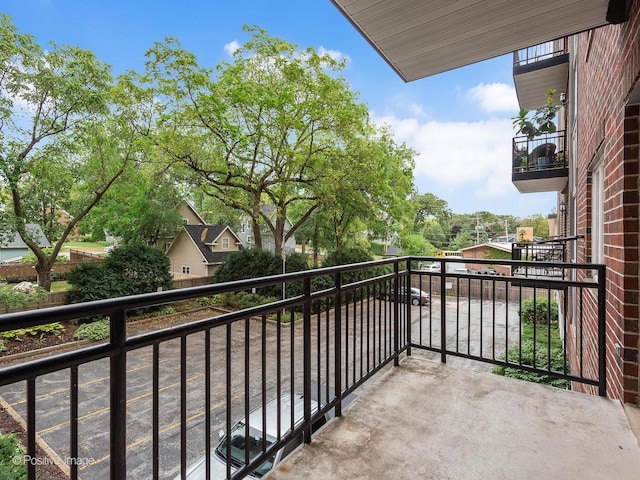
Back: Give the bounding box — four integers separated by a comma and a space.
512, 130, 568, 193
513, 38, 569, 111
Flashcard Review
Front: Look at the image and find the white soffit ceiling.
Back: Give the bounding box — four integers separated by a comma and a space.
331, 0, 613, 82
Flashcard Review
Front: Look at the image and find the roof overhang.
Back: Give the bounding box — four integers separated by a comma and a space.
330, 0, 627, 82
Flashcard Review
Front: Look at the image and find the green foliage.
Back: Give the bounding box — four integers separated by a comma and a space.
368, 242, 386, 257
220, 292, 279, 310
323, 246, 373, 267
399, 233, 436, 256
159, 306, 177, 315
0, 340, 4, 353
512, 89, 560, 140
73, 319, 110, 341
449, 231, 473, 250
494, 321, 569, 388
193, 296, 216, 307
323, 246, 392, 292
215, 248, 309, 299
67, 244, 173, 304
0, 433, 26, 480
1, 323, 64, 342
0, 15, 151, 292
520, 297, 559, 325
0, 286, 47, 313
143, 27, 415, 256
496, 341, 569, 388
486, 249, 512, 260
20, 249, 68, 265
517, 214, 550, 240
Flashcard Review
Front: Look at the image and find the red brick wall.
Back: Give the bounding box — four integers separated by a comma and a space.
568, 1, 640, 404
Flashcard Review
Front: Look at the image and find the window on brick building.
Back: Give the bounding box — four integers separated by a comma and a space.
590, 158, 604, 279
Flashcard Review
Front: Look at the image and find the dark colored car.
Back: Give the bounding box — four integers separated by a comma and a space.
475, 269, 505, 276
379, 287, 430, 305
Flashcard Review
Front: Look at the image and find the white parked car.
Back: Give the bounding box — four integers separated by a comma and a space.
177, 390, 355, 479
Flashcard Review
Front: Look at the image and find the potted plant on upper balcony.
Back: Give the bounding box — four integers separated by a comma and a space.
512, 89, 561, 168
512, 89, 560, 140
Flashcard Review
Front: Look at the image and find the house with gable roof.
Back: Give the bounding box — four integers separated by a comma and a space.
166, 224, 243, 278
0, 224, 51, 263
154, 199, 208, 252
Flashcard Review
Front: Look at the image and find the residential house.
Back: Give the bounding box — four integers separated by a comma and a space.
331, 1, 639, 406
166, 224, 243, 278
459, 243, 512, 276
237, 205, 296, 254
0, 224, 51, 262
154, 199, 207, 252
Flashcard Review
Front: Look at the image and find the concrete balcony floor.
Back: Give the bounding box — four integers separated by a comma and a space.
270, 356, 640, 480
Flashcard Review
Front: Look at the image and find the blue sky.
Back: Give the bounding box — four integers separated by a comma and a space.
3, 0, 555, 217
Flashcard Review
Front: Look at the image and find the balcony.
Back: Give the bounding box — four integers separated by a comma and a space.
1, 257, 637, 480
513, 39, 569, 111
512, 131, 568, 193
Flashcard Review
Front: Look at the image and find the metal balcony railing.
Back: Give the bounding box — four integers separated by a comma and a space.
514, 38, 568, 67
513, 130, 567, 174
0, 257, 605, 480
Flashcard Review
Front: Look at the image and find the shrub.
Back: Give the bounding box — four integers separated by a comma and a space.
494, 340, 569, 389
0, 286, 47, 313
73, 319, 110, 341
519, 297, 559, 324
67, 244, 173, 304
215, 248, 310, 299
1, 323, 64, 342
0, 433, 26, 480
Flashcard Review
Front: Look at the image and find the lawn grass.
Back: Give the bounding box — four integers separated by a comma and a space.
61, 241, 110, 253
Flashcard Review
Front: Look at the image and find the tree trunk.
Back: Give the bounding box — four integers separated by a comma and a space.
273, 216, 285, 259
35, 260, 53, 292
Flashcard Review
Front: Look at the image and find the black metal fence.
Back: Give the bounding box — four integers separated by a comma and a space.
513, 131, 567, 173
513, 37, 568, 67
0, 256, 605, 480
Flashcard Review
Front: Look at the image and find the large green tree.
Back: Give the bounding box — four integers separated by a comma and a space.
0, 15, 148, 290
143, 26, 414, 255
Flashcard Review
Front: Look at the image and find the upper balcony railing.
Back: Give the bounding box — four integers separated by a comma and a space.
514, 38, 568, 68
512, 130, 568, 193
513, 130, 567, 173
0, 257, 605, 480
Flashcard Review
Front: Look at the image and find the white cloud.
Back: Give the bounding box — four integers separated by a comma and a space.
467, 82, 518, 113
374, 114, 515, 197
224, 40, 240, 57
318, 46, 349, 63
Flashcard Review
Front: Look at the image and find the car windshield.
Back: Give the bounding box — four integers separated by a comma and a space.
215, 422, 275, 477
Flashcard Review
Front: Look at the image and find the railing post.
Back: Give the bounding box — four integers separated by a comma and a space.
334, 271, 342, 418
440, 259, 447, 364
110, 308, 127, 480
303, 276, 312, 443
598, 265, 607, 397
393, 261, 400, 366
406, 260, 412, 357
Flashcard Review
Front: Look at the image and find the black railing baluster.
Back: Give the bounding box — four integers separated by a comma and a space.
110, 308, 127, 480
27, 378, 35, 480
180, 334, 187, 479
152, 343, 159, 480
334, 271, 342, 419
70, 366, 78, 480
